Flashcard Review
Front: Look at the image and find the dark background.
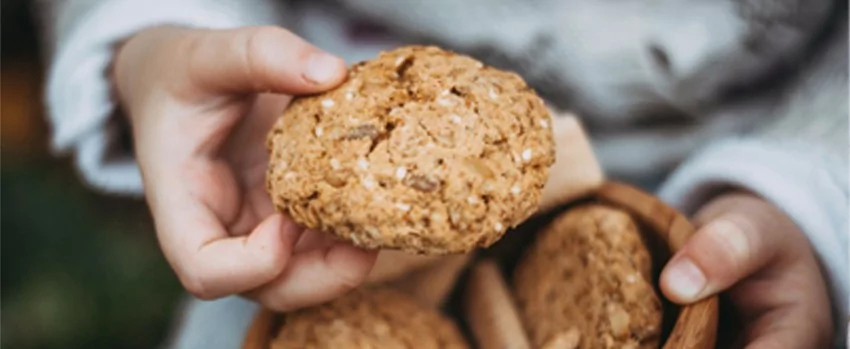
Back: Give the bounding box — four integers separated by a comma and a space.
2, 1, 185, 348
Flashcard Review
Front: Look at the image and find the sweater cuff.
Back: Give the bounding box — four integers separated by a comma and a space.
657, 138, 849, 344
45, 0, 283, 195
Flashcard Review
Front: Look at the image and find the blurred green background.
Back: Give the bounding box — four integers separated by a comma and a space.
2, 1, 185, 348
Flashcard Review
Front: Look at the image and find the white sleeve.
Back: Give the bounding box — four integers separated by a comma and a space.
657, 138, 849, 346
37, 0, 286, 195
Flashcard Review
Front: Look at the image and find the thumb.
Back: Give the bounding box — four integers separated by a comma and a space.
185, 26, 347, 95
659, 193, 797, 304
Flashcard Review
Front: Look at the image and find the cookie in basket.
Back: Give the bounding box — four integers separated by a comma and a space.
268, 287, 469, 349
266, 45, 556, 255
513, 204, 663, 348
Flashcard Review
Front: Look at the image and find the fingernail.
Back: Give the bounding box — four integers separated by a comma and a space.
305, 51, 342, 84
664, 258, 706, 300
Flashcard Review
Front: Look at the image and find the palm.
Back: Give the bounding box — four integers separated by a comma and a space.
724, 247, 830, 348
207, 93, 341, 246
208, 94, 293, 238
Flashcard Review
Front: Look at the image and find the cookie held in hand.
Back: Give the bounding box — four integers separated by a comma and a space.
266, 46, 555, 255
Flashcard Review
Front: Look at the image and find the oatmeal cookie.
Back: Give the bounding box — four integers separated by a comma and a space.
269, 287, 469, 349
266, 45, 555, 254
513, 205, 663, 349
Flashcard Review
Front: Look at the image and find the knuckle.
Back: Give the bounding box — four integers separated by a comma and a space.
249, 228, 292, 281
332, 266, 370, 292
180, 271, 216, 300
263, 297, 292, 312
179, 31, 203, 57
253, 288, 295, 313
181, 277, 212, 300
245, 26, 291, 57
242, 27, 281, 90
258, 245, 289, 279
249, 25, 289, 38
700, 217, 755, 273
180, 33, 213, 89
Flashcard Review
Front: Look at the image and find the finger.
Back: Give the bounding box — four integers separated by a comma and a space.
247, 242, 378, 311
293, 229, 338, 253
225, 93, 294, 171
732, 259, 833, 349
185, 26, 347, 96
737, 302, 831, 349
155, 204, 302, 299
659, 193, 799, 303
737, 308, 821, 349
537, 113, 605, 213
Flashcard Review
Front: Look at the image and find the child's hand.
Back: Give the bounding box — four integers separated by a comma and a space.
112, 25, 378, 311
660, 192, 833, 348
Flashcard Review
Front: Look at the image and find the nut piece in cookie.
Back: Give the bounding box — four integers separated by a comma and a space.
266, 45, 556, 255
513, 205, 663, 349
269, 287, 469, 349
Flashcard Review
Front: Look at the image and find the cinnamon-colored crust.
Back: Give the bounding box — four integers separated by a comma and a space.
268, 287, 469, 349
266, 45, 555, 255
513, 204, 663, 349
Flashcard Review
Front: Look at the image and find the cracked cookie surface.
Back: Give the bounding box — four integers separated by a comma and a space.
513, 205, 663, 349
266, 45, 555, 254
269, 287, 469, 349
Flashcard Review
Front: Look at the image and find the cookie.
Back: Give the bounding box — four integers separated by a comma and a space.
513, 205, 663, 349
266, 45, 555, 254
269, 287, 469, 349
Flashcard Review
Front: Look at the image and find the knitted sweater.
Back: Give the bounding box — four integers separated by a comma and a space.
34, 0, 848, 346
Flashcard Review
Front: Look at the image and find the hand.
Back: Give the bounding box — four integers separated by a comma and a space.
112, 25, 378, 311
660, 192, 833, 348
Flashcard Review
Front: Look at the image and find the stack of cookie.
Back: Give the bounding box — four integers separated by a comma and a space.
248, 46, 714, 349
